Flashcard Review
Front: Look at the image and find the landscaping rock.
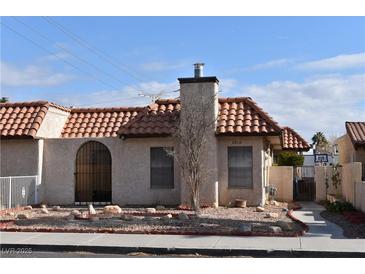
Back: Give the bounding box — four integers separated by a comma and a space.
17, 213, 29, 220
238, 224, 252, 232
6, 212, 15, 217
41, 208, 49, 214
177, 213, 189, 220
277, 220, 293, 231
88, 204, 97, 215
24, 205, 32, 210
71, 209, 81, 216
234, 199, 247, 208
103, 205, 122, 214
256, 206, 265, 212
268, 226, 282, 233
161, 215, 172, 222
269, 200, 280, 206
75, 211, 89, 219
52, 206, 61, 211
265, 212, 279, 218
145, 208, 156, 213
155, 205, 165, 210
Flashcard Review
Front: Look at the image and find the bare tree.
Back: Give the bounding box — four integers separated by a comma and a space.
167, 91, 218, 213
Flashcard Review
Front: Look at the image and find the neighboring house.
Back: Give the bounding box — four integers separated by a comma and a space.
0, 65, 309, 207
273, 127, 311, 163
336, 121, 365, 179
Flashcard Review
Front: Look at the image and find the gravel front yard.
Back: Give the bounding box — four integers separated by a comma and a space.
0, 202, 304, 236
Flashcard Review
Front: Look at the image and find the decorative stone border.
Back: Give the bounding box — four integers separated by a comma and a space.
0, 204, 308, 237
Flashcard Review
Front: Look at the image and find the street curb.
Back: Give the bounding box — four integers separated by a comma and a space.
1, 243, 364, 258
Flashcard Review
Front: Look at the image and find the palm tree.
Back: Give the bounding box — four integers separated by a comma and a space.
0, 97, 9, 103
312, 132, 328, 153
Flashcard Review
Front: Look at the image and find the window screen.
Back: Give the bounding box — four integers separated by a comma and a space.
150, 147, 174, 189
228, 146, 253, 188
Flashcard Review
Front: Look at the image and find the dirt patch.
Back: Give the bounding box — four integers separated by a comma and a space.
0, 203, 304, 236
320, 210, 365, 239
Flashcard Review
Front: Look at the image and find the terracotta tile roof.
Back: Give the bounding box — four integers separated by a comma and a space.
61, 107, 144, 138
2, 97, 306, 145
217, 97, 282, 135
118, 99, 180, 137
0, 101, 70, 138
119, 97, 282, 137
346, 121, 365, 147
282, 127, 310, 151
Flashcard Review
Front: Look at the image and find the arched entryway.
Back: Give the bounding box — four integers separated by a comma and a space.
75, 141, 111, 203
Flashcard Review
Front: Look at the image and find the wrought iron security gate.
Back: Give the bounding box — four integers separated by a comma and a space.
294, 166, 316, 201
75, 141, 111, 203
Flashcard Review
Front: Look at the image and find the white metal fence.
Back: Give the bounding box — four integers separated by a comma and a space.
0, 176, 38, 209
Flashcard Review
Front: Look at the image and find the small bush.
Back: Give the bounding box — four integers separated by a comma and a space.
325, 201, 354, 213
277, 151, 304, 167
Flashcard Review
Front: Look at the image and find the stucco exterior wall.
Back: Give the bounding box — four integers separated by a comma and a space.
269, 166, 293, 202
341, 162, 362, 204
217, 136, 265, 206
42, 137, 181, 205
355, 147, 365, 164
315, 166, 334, 201
0, 139, 39, 176
354, 181, 365, 213
36, 107, 70, 138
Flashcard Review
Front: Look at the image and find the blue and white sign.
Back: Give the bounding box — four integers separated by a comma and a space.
314, 154, 328, 163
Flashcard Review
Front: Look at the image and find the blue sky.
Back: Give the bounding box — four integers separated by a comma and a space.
1, 16, 365, 140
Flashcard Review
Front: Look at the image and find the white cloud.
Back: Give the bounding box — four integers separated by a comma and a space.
57, 81, 179, 107
219, 78, 238, 94
233, 74, 365, 140
140, 61, 188, 71
0, 62, 73, 87
296, 52, 365, 71
246, 58, 294, 71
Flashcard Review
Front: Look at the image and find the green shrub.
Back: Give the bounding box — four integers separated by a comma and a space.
325, 201, 354, 213
277, 151, 304, 167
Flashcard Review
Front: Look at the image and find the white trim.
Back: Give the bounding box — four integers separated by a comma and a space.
0, 175, 38, 179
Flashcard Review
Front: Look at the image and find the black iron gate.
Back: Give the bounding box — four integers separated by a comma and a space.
294, 166, 316, 201
75, 141, 111, 203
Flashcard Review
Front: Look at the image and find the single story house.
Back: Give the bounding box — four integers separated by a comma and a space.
0, 65, 309, 206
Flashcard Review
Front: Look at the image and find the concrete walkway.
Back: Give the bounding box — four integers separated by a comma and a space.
1, 202, 364, 256
291, 202, 346, 239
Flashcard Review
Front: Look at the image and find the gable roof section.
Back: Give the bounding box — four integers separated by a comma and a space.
346, 121, 365, 147
282, 127, 310, 151
61, 107, 144, 138
217, 97, 282, 135
118, 99, 180, 137
0, 101, 70, 138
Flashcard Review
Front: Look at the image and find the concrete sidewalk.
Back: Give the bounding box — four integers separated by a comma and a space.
1, 202, 364, 256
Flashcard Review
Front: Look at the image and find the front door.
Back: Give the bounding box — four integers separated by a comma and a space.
75, 141, 111, 203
